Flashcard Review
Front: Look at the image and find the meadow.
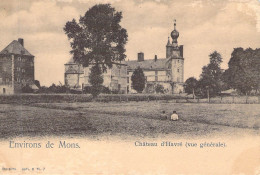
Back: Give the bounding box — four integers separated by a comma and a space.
0, 100, 259, 140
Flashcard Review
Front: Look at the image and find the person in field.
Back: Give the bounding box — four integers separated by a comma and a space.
171, 111, 179, 121
160, 111, 168, 120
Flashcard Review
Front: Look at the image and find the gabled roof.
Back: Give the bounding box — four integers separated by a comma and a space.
126, 58, 169, 70
65, 69, 84, 74
65, 58, 84, 74
0, 40, 33, 56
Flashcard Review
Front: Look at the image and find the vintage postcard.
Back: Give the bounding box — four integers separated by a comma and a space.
0, 0, 260, 174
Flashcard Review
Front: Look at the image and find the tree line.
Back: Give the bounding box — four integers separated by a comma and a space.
185, 48, 260, 97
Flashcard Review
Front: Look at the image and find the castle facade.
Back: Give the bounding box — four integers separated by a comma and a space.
65, 20, 184, 94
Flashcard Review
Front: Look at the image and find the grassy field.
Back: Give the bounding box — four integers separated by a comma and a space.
0, 101, 259, 140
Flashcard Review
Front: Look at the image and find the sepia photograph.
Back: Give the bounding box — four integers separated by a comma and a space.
0, 0, 260, 174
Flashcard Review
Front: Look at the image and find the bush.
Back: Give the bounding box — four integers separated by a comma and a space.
36, 84, 70, 94
155, 84, 164, 94
83, 86, 111, 94
21, 85, 34, 93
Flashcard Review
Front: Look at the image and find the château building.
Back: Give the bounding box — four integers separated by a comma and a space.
126, 20, 184, 94
64, 20, 184, 94
0, 38, 35, 94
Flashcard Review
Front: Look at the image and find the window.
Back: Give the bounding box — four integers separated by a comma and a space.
127, 77, 129, 83
177, 69, 179, 73
18, 57, 21, 61
22, 69, 25, 73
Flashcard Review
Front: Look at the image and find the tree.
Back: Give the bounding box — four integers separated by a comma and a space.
198, 51, 223, 97
184, 77, 198, 98
64, 4, 128, 97
170, 82, 175, 94
89, 64, 104, 97
131, 67, 145, 93
223, 48, 260, 95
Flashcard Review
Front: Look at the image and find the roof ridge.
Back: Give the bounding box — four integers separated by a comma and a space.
126, 58, 166, 62
0, 40, 34, 56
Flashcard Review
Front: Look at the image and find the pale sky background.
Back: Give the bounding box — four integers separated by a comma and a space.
0, 0, 260, 86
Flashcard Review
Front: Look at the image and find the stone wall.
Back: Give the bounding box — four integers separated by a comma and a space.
13, 54, 34, 93
0, 55, 13, 94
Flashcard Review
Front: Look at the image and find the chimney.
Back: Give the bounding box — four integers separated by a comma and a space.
154, 55, 157, 62
18, 38, 24, 47
179, 45, 183, 57
138, 52, 144, 62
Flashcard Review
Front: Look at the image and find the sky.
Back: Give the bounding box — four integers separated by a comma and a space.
0, 0, 260, 86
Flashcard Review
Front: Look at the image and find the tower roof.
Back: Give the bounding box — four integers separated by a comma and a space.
0, 40, 33, 56
171, 19, 179, 44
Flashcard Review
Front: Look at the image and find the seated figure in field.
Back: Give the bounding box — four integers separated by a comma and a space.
171, 111, 179, 121
160, 111, 168, 120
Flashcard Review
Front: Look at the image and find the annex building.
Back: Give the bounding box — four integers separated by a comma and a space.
64, 20, 184, 94
0, 38, 35, 94
64, 60, 128, 93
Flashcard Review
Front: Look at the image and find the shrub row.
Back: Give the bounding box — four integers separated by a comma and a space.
0, 94, 188, 104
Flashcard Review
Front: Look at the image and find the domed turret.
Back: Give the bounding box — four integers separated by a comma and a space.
171, 19, 179, 44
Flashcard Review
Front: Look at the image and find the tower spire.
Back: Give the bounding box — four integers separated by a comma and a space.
171, 18, 179, 45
